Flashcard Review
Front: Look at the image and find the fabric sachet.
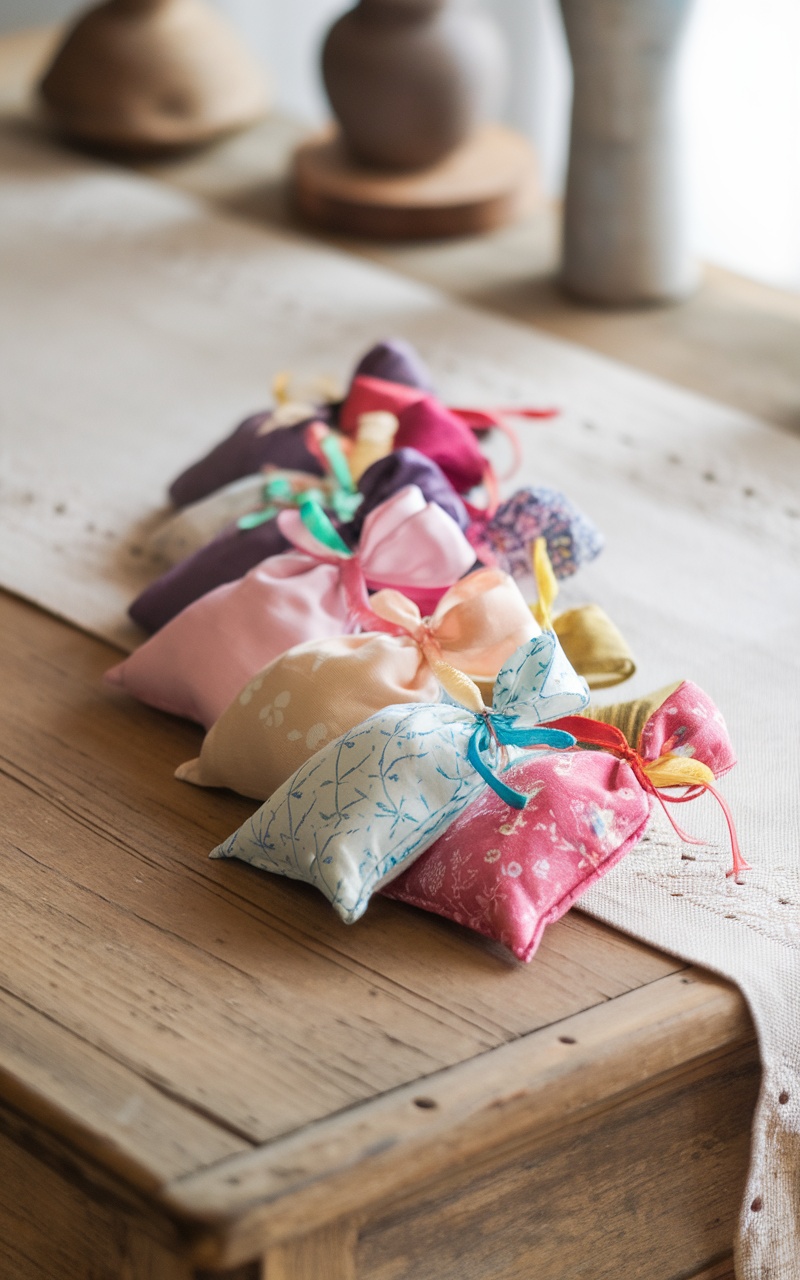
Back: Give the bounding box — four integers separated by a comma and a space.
384, 679, 738, 960
176, 567, 537, 799
168, 411, 330, 508
469, 484, 604, 581
210, 631, 590, 923
352, 338, 435, 392
146, 469, 327, 569
340, 376, 489, 494
131, 446, 470, 635
106, 485, 476, 728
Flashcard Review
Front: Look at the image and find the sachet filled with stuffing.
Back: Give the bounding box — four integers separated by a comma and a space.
148, 422, 361, 568
169, 409, 331, 507
210, 631, 590, 924
176, 567, 537, 799
468, 484, 604, 581
469, 538, 635, 701
106, 486, 476, 728
383, 679, 743, 961
131, 444, 470, 634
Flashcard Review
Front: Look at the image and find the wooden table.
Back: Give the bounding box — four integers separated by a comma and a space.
4, 25, 796, 1280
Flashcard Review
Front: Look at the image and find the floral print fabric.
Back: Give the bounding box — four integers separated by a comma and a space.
210, 633, 590, 924
106, 485, 475, 728
470, 485, 604, 582
384, 679, 736, 960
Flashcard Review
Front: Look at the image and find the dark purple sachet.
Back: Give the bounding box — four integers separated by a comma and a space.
130, 448, 469, 633
350, 339, 434, 393
129, 519, 292, 634
344, 447, 469, 544
168, 413, 329, 508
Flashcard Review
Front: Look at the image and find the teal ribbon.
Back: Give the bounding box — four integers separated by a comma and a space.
236, 434, 362, 532
296, 495, 352, 556
319, 433, 363, 521
467, 715, 576, 809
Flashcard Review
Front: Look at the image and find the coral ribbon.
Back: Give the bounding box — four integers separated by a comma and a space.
367, 568, 537, 679
552, 716, 750, 879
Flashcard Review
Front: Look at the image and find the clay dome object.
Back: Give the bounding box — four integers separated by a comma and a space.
321, 0, 507, 171
39, 0, 270, 153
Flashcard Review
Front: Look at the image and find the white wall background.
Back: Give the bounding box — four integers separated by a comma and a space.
2, 0, 799, 292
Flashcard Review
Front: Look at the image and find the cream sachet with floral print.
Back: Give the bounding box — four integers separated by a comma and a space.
176, 567, 537, 800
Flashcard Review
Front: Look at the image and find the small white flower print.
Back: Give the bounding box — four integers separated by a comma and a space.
239, 675, 264, 706
306, 722, 329, 750
502, 861, 523, 878
258, 689, 291, 727
532, 858, 550, 879
484, 848, 502, 863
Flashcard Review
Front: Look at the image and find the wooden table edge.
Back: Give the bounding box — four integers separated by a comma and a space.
160, 965, 754, 1269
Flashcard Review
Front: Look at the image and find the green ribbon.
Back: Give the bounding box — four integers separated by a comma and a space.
296, 496, 352, 557
236, 433, 362, 532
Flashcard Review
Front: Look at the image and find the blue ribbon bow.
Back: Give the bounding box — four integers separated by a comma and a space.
467, 713, 576, 809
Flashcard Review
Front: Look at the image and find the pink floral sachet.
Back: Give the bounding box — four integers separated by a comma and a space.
383, 680, 736, 961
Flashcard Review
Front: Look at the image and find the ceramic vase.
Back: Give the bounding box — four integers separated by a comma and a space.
321, 0, 507, 171
39, 0, 269, 152
559, 0, 697, 304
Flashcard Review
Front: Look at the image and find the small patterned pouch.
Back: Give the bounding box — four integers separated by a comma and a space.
106, 486, 476, 728
131, 444, 470, 635
384, 679, 741, 960
469, 484, 604, 581
176, 568, 537, 800
210, 632, 590, 923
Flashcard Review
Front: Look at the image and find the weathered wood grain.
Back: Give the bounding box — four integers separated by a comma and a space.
264, 1223, 357, 1280
355, 1045, 758, 1280
0, 1098, 193, 1280
0, 986, 245, 1192
0, 591, 682, 1176
170, 968, 754, 1267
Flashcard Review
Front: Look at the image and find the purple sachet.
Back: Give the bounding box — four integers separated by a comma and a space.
168, 412, 330, 508
350, 338, 434, 393
471, 485, 604, 581
130, 448, 469, 633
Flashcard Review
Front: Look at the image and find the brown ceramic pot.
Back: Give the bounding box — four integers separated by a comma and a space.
322, 0, 507, 171
39, 0, 269, 152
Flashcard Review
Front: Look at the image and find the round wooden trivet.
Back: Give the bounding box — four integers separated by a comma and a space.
291, 123, 539, 240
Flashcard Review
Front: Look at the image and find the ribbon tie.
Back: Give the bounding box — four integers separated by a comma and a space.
367, 567, 538, 680
278, 484, 476, 617
237, 424, 362, 531
468, 712, 576, 809
553, 717, 749, 880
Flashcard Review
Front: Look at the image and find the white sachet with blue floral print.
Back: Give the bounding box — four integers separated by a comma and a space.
210, 632, 590, 923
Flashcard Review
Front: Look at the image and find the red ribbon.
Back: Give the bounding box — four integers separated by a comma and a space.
551, 716, 750, 880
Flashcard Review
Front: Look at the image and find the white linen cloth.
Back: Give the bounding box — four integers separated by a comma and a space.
0, 126, 797, 1279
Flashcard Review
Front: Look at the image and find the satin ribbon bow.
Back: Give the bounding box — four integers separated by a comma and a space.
277, 484, 477, 619
553, 716, 749, 880
407, 632, 580, 810
366, 568, 537, 681
237, 425, 362, 531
